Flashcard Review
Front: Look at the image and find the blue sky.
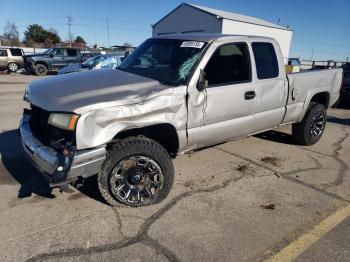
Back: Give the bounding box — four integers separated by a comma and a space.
0, 0, 349, 61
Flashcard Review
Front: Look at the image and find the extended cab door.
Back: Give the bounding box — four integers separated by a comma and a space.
65, 49, 81, 64
250, 41, 287, 133
187, 41, 255, 149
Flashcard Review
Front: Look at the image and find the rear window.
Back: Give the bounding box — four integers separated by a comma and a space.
0, 49, 8, 57
10, 48, 23, 56
252, 42, 279, 79
67, 49, 78, 57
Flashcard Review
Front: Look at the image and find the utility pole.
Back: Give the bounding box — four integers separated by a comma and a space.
107, 17, 110, 49
67, 16, 73, 47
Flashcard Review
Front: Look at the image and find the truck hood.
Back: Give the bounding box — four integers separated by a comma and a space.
24, 54, 48, 60
26, 69, 173, 114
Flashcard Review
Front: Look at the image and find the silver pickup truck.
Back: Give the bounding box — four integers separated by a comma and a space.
20, 34, 343, 206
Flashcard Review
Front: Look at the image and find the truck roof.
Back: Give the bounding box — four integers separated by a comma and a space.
152, 33, 274, 43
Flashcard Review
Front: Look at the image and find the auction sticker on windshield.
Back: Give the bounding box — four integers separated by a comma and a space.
180, 41, 205, 49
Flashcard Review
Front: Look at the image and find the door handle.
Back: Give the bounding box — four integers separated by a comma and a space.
245, 91, 256, 100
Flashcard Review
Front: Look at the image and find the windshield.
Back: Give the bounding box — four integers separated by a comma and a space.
43, 48, 54, 54
95, 56, 121, 69
83, 55, 107, 68
118, 39, 207, 86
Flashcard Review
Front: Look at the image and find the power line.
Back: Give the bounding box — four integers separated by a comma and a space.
66, 16, 72, 47
294, 33, 349, 39
292, 50, 349, 55
293, 39, 350, 48
73, 23, 150, 32
106, 17, 110, 48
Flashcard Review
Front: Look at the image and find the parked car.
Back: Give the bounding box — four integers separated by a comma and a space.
24, 47, 82, 76
20, 34, 343, 207
0, 47, 24, 72
58, 54, 121, 75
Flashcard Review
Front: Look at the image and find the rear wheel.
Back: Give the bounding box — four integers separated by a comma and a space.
7, 62, 19, 72
34, 64, 48, 76
98, 136, 174, 207
292, 103, 327, 145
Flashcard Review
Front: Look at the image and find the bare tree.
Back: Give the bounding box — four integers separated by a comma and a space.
3, 21, 19, 46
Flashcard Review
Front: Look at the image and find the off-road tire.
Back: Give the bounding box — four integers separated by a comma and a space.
292, 102, 327, 145
7, 62, 19, 72
34, 64, 48, 76
98, 136, 174, 207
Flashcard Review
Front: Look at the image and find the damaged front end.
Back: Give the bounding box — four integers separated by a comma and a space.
20, 106, 106, 187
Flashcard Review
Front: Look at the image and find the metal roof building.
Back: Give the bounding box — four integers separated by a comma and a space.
152, 3, 293, 60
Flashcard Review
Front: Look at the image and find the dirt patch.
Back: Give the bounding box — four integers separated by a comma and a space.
236, 163, 248, 174
261, 156, 280, 166
260, 203, 275, 210
183, 181, 194, 189
274, 172, 281, 178
67, 192, 86, 201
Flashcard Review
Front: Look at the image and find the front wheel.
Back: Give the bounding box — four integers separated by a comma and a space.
98, 136, 174, 207
34, 64, 48, 76
7, 62, 19, 72
292, 103, 327, 145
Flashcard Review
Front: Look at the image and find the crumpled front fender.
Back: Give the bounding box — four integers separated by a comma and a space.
75, 88, 187, 150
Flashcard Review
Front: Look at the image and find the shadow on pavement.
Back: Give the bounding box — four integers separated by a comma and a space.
255, 130, 298, 145
0, 130, 54, 199
0, 129, 108, 204
327, 116, 350, 127
334, 97, 350, 110
75, 175, 108, 205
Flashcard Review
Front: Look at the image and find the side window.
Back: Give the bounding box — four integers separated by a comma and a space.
204, 42, 251, 86
67, 49, 78, 57
252, 42, 279, 79
0, 50, 8, 57
54, 49, 65, 56
10, 48, 23, 56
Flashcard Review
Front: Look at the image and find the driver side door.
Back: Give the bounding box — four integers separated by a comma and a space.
51, 48, 66, 70
187, 41, 255, 149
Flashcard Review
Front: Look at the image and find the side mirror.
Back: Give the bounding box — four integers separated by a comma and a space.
197, 69, 208, 92
49, 53, 54, 58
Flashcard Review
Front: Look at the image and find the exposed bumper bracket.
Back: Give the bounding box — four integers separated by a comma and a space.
20, 114, 106, 186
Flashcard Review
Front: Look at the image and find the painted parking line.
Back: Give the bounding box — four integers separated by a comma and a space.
266, 204, 350, 262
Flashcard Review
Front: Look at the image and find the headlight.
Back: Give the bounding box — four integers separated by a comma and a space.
48, 113, 79, 131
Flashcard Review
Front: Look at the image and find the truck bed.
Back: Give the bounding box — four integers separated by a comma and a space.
282, 68, 343, 124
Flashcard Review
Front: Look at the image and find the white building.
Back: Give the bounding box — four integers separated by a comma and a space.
152, 3, 293, 60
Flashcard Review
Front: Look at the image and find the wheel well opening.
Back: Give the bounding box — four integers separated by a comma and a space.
111, 124, 179, 158
35, 61, 48, 68
7, 61, 18, 65
311, 92, 330, 108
